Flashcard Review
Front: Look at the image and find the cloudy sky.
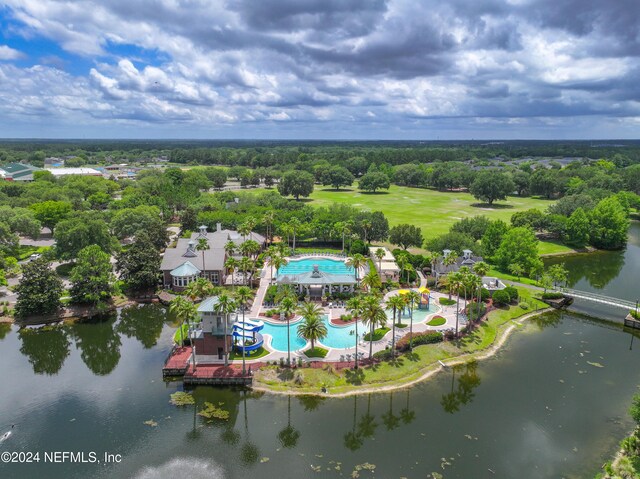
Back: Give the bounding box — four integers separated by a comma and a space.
0, 0, 638, 139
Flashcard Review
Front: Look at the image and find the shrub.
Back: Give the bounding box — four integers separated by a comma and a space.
519, 302, 530, 310
443, 329, 457, 340
541, 292, 564, 300
630, 393, 640, 425
264, 285, 278, 304
504, 286, 519, 303
396, 331, 443, 351
630, 310, 640, 320
480, 287, 490, 302
439, 297, 456, 306
492, 289, 511, 306
373, 349, 394, 361
426, 276, 436, 287
340, 313, 352, 322
349, 239, 368, 255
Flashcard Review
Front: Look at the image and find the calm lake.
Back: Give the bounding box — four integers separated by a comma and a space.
0, 223, 638, 479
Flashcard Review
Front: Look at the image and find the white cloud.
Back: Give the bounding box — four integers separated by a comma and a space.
0, 45, 23, 60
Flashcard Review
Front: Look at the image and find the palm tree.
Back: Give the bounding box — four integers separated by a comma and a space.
360, 219, 372, 244
467, 274, 483, 322
196, 237, 210, 275
270, 254, 288, 284
183, 277, 215, 302
473, 261, 490, 321
169, 296, 198, 367
403, 262, 415, 286
297, 309, 327, 351
406, 290, 421, 351
265, 246, 278, 280
458, 266, 472, 308
448, 271, 464, 337
279, 223, 293, 249
225, 257, 238, 288
224, 240, 236, 258
279, 295, 297, 365
213, 294, 237, 366
289, 218, 301, 253
238, 221, 252, 242
234, 286, 253, 375
360, 294, 387, 359
263, 211, 275, 245
387, 295, 406, 357
375, 248, 385, 272
360, 268, 382, 293
346, 253, 366, 283
426, 251, 442, 277
240, 239, 260, 259
346, 295, 364, 369
442, 251, 458, 275
239, 256, 253, 286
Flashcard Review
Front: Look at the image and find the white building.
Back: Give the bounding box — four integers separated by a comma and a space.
369, 246, 400, 281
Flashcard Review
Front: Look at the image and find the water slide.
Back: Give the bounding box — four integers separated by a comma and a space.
234, 318, 264, 332
232, 320, 264, 353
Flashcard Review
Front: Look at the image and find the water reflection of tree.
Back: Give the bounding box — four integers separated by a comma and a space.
278, 395, 300, 449
344, 395, 364, 451
298, 394, 326, 412
544, 251, 625, 290
19, 326, 70, 375
530, 311, 562, 330
69, 315, 121, 375
116, 304, 165, 348
440, 361, 481, 414
0, 323, 11, 340
239, 390, 261, 466
382, 393, 400, 431
400, 389, 416, 425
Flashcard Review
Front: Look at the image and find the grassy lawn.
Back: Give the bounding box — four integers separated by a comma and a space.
427, 316, 446, 326
363, 327, 390, 341
172, 323, 190, 345
55, 262, 75, 277
439, 297, 456, 306
294, 246, 343, 254
254, 286, 549, 393
537, 240, 577, 256
488, 268, 541, 287
308, 185, 556, 242
16, 245, 52, 261
304, 346, 328, 358
229, 347, 270, 360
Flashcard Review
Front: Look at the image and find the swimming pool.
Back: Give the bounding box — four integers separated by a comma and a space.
277, 258, 355, 278
261, 316, 362, 351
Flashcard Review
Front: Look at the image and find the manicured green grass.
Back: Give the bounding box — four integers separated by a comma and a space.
363, 327, 390, 341
488, 268, 541, 287
229, 346, 270, 360
16, 245, 52, 261
304, 346, 328, 358
427, 316, 446, 326
172, 323, 190, 345
537, 240, 577, 256
254, 285, 549, 393
396, 323, 408, 328
308, 185, 556, 242
439, 297, 456, 306
55, 262, 75, 277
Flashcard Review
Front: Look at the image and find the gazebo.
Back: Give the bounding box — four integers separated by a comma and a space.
277, 264, 357, 298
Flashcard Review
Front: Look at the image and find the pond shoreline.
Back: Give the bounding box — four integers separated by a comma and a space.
252, 307, 555, 398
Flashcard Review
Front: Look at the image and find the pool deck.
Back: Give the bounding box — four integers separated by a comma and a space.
174, 257, 470, 369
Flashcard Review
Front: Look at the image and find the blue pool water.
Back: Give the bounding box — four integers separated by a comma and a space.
261, 300, 442, 352
277, 258, 355, 277
261, 316, 362, 351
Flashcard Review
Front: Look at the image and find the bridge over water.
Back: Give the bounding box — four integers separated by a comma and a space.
555, 288, 636, 310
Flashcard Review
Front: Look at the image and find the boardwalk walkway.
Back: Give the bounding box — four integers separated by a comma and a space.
556, 288, 635, 310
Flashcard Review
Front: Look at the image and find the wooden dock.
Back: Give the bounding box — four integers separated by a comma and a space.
183, 364, 258, 386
